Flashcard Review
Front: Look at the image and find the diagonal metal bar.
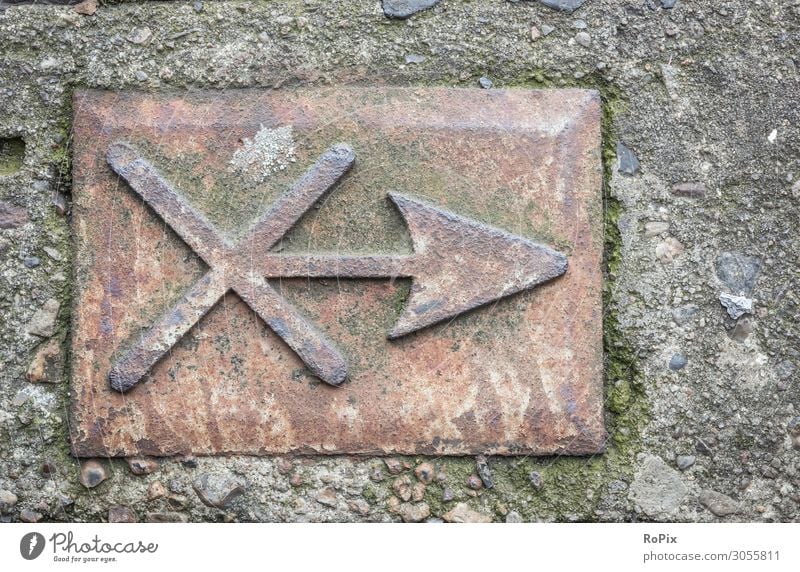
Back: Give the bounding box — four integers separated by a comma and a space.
231, 276, 348, 386
107, 142, 230, 266
239, 143, 355, 258
109, 270, 228, 392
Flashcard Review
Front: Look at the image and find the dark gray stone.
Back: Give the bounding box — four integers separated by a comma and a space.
616, 142, 640, 176
382, 0, 440, 19
529, 470, 543, 489
476, 455, 494, 489
23, 256, 40, 268
537, 0, 588, 13
669, 353, 687, 371
715, 252, 761, 295
661, 0, 677, 7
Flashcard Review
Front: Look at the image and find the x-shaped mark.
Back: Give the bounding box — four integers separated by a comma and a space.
106, 142, 355, 392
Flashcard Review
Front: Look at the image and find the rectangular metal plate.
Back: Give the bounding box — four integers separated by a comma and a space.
70, 87, 605, 457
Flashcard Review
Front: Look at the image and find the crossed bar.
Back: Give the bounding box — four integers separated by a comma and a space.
106, 142, 356, 392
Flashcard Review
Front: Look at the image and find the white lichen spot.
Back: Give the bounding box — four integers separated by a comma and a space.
230, 125, 297, 183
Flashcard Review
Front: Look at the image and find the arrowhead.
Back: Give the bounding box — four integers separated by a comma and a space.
387, 193, 568, 339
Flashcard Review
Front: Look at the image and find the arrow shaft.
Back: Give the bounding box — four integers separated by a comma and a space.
264, 255, 415, 279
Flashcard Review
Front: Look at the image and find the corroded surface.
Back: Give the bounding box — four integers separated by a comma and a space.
70, 87, 603, 457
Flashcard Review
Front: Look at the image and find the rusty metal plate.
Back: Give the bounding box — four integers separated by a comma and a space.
70, 87, 605, 457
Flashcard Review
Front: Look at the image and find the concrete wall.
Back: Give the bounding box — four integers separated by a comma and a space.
0, 0, 798, 523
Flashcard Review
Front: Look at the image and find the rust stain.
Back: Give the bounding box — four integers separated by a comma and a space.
70, 87, 605, 457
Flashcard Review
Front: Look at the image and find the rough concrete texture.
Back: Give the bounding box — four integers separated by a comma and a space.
0, 0, 798, 523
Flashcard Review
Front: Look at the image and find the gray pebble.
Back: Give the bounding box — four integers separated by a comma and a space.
529, 470, 543, 489
616, 142, 640, 175
541, 24, 555, 36
719, 293, 753, 320
675, 455, 695, 470
134, 70, 149, 82
661, 0, 677, 7
575, 31, 591, 47
404, 54, 426, 64
382, 0, 440, 19
193, 1, 203, 12
715, 252, 761, 295
476, 455, 494, 489
699, 490, 740, 517
23, 256, 40, 268
537, 0, 587, 12
26, 298, 60, 338
669, 354, 687, 371
0, 490, 17, 514
479, 76, 493, 89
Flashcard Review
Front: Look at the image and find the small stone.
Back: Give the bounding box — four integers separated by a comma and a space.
442, 487, 455, 502
715, 252, 761, 295
575, 31, 591, 47
730, 316, 754, 342
479, 77, 493, 89
73, 0, 97, 16
382, 0, 440, 19
655, 237, 684, 263
41, 461, 57, 478
695, 438, 714, 456
23, 256, 40, 268
146, 512, 188, 523
767, 129, 778, 144
644, 221, 669, 237
411, 482, 426, 502
537, 0, 587, 12
672, 304, 698, 326
528, 471, 543, 489
0, 201, 28, 229
192, 473, 244, 508
108, 506, 137, 523
541, 24, 555, 36
661, 0, 677, 7
616, 142, 640, 175
414, 462, 435, 484
786, 417, 800, 449
669, 353, 687, 371
290, 473, 302, 487
530, 26, 542, 41
19, 509, 43, 523
348, 499, 370, 516
179, 455, 198, 468
146, 481, 167, 501
0, 490, 18, 514
52, 192, 68, 216
671, 181, 706, 198
476, 455, 494, 489
26, 298, 60, 337
126, 457, 159, 475
443, 502, 493, 523
26, 338, 63, 383
675, 455, 695, 470
505, 511, 523, 523
572, 19, 587, 29
699, 490, 740, 517
134, 71, 149, 82
466, 474, 483, 490
79, 460, 107, 489
43, 247, 61, 261
719, 293, 753, 320
384, 458, 404, 474
369, 466, 385, 482
275, 458, 293, 475
193, 1, 203, 12
316, 486, 338, 507
396, 502, 430, 522
126, 27, 153, 45
628, 455, 688, 518
404, 54, 426, 64
393, 475, 413, 502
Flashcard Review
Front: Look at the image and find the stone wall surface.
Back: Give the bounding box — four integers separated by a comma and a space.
0, 0, 798, 523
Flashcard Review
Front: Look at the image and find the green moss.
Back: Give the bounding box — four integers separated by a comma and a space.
0, 137, 25, 175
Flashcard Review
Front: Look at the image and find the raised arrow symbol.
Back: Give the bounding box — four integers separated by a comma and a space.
107, 141, 567, 391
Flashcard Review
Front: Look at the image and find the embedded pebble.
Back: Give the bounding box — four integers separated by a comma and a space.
466, 474, 483, 490
20, 509, 43, 523
476, 455, 494, 489
479, 77, 493, 89
108, 506, 137, 523
26, 299, 60, 337
672, 181, 706, 198
529, 471, 544, 489
126, 457, 159, 476
616, 142, 640, 175
414, 462, 435, 484
669, 353, 688, 371
699, 490, 740, 517
0, 490, 18, 514
396, 502, 430, 522
0, 201, 28, 229
644, 221, 669, 237
79, 460, 108, 489
443, 502, 492, 523
655, 237, 684, 263
719, 293, 753, 320
316, 486, 338, 507
382, 0, 439, 19
192, 473, 245, 508
676, 455, 695, 470
575, 31, 591, 47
